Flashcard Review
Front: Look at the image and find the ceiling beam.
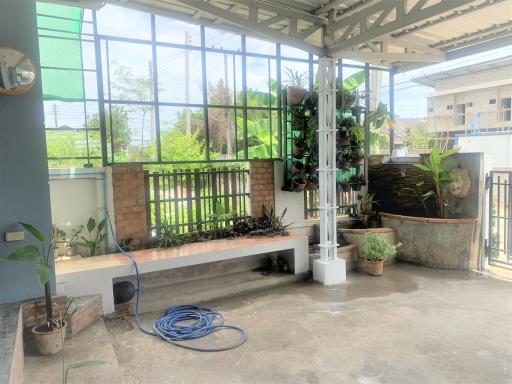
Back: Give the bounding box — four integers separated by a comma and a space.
335, 50, 444, 63
432, 21, 512, 49
393, 0, 507, 37
234, 0, 326, 25
327, 0, 475, 55
173, 0, 322, 55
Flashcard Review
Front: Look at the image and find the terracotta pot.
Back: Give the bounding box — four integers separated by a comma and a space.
365, 260, 383, 276
361, 203, 373, 214
292, 179, 306, 191
292, 161, 305, 174
32, 321, 67, 356
305, 178, 319, 190
293, 142, 305, 158
287, 86, 307, 105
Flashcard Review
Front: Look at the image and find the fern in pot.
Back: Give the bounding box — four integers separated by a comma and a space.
361, 233, 401, 276
4, 223, 67, 355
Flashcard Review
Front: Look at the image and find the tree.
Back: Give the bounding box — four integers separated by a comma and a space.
87, 105, 130, 154
404, 122, 435, 152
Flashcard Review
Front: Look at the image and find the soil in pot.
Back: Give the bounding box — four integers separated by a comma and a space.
287, 87, 307, 105
32, 321, 67, 356
365, 260, 383, 276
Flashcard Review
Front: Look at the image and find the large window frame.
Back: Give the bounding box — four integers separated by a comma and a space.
39, 4, 395, 167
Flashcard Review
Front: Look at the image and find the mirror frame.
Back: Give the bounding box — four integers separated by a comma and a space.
0, 47, 36, 96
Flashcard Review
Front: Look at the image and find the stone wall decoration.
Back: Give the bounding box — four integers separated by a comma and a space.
449, 167, 471, 198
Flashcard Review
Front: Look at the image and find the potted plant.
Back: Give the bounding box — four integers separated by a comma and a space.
349, 146, 365, 166
64, 225, 83, 257
5, 223, 67, 355
414, 146, 460, 218
292, 174, 306, 191
76, 217, 107, 257
292, 138, 306, 158
292, 160, 305, 175
361, 233, 401, 276
349, 174, 366, 191
52, 225, 66, 257
358, 192, 378, 214
284, 68, 307, 105
305, 175, 319, 190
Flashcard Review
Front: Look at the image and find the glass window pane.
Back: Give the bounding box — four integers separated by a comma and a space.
208, 108, 238, 160
281, 45, 308, 59
246, 37, 276, 55
105, 103, 157, 162
246, 57, 276, 108
104, 41, 153, 102
246, 109, 277, 159
155, 16, 201, 46
97, 4, 151, 40
369, 70, 391, 155
205, 27, 241, 51
159, 106, 206, 162
157, 47, 203, 104
206, 52, 241, 106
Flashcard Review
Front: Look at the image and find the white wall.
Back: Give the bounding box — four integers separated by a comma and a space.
456, 133, 512, 168
48, 167, 115, 250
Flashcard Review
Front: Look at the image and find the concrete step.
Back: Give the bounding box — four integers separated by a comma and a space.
24, 317, 126, 384
128, 270, 309, 314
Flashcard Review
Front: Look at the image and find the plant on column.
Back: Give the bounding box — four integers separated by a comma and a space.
4, 223, 66, 355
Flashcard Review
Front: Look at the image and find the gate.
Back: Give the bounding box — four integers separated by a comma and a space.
487, 170, 512, 269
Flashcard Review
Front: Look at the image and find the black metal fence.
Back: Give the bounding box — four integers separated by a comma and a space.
488, 170, 512, 269
145, 167, 250, 234
304, 186, 359, 220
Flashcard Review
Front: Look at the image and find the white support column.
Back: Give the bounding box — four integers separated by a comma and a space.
313, 57, 346, 285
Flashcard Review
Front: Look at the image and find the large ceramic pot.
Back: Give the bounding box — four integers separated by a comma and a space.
287, 87, 307, 105
339, 227, 397, 262
380, 213, 479, 269
32, 321, 67, 356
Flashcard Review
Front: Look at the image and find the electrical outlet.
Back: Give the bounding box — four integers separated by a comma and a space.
5, 231, 24, 242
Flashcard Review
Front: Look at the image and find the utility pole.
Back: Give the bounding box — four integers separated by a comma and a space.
52, 104, 58, 128
185, 31, 191, 135
224, 51, 232, 156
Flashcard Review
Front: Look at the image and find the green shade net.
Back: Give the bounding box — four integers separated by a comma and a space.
36, 2, 85, 101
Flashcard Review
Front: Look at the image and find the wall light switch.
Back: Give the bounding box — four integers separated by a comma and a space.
5, 231, 24, 242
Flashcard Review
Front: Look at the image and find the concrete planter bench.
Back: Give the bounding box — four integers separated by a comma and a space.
380, 213, 479, 269
56, 235, 308, 315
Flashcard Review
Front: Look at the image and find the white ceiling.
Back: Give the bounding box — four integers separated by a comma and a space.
50, 0, 512, 71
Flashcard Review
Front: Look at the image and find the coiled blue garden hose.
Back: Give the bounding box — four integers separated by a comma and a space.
106, 211, 247, 352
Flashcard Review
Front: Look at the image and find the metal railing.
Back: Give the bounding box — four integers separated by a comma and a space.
304, 186, 358, 220
144, 167, 250, 234
488, 170, 512, 269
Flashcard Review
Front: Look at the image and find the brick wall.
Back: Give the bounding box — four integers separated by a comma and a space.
249, 161, 275, 218
112, 165, 147, 247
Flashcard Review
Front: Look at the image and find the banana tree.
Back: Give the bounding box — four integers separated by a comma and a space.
5, 223, 55, 328
414, 146, 460, 218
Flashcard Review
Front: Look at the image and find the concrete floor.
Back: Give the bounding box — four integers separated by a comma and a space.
26, 263, 512, 384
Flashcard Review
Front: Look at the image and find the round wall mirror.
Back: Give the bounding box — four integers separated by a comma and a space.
0, 47, 36, 95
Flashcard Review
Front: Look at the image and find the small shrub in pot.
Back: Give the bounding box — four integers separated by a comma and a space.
361, 233, 401, 276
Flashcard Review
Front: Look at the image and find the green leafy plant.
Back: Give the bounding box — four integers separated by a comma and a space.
349, 124, 365, 145
414, 146, 459, 218
284, 67, 307, 89
358, 192, 378, 206
5, 223, 56, 329
76, 217, 106, 257
208, 200, 236, 230
158, 220, 183, 248
361, 233, 401, 262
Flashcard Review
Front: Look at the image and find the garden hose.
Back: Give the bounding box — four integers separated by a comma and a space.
105, 211, 247, 352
